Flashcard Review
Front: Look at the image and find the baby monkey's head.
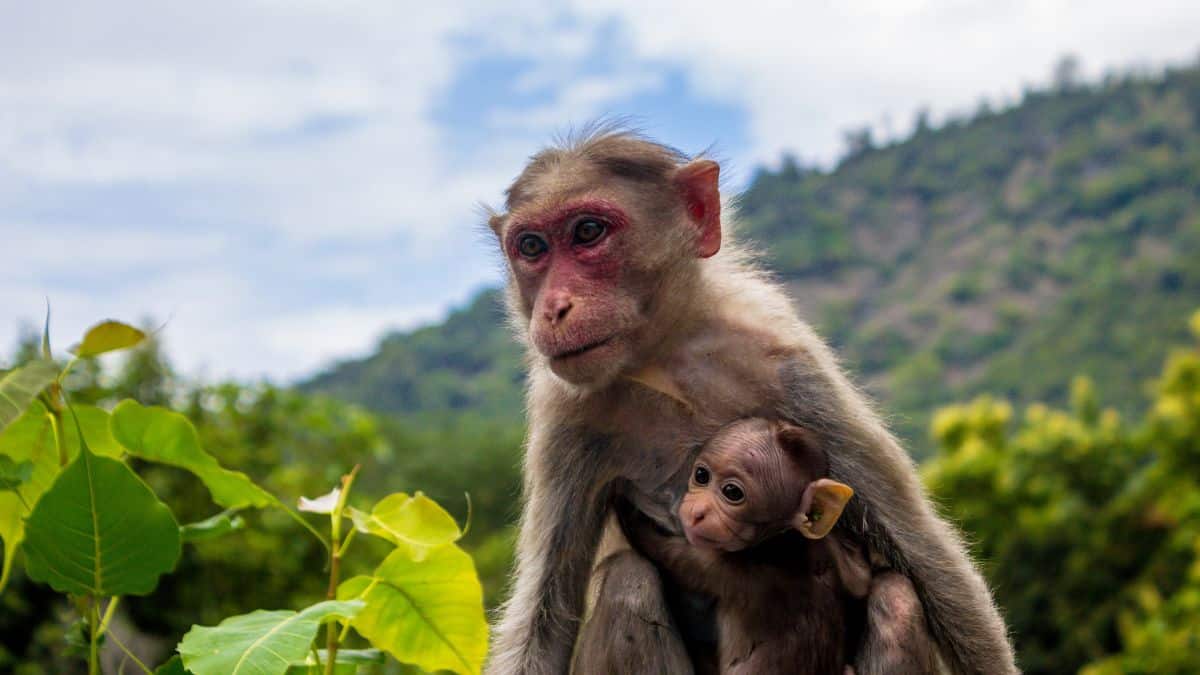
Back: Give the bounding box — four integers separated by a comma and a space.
679, 418, 854, 552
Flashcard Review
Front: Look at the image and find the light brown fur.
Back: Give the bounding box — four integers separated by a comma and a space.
486, 127, 1016, 675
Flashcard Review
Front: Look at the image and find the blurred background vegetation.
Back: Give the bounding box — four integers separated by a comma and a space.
4, 61, 1200, 673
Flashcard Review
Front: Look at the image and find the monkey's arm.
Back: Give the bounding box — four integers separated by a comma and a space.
486, 427, 612, 675
779, 355, 1017, 675
619, 503, 723, 597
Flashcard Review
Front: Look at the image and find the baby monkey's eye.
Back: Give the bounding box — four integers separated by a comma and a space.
721, 483, 745, 504
693, 465, 711, 485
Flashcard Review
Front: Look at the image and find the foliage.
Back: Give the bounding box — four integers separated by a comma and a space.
924, 310, 1200, 674
302, 62, 1200, 455
0, 320, 488, 674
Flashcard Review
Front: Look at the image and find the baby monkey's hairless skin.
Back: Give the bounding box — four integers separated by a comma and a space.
621, 418, 938, 675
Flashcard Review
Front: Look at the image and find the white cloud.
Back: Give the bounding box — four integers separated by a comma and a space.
257, 303, 447, 378
4, 0, 1198, 382
564, 0, 1200, 164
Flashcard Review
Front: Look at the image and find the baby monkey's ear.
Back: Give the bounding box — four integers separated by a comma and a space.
794, 479, 854, 539
774, 421, 814, 456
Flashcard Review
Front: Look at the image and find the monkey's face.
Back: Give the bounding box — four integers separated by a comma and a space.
492, 154, 722, 388
679, 419, 810, 551
679, 461, 761, 552
500, 194, 648, 386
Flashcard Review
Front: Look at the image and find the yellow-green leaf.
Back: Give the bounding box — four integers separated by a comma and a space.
0, 401, 58, 592
71, 320, 146, 358
338, 545, 487, 675
110, 400, 274, 510
0, 359, 58, 432
66, 404, 124, 459
349, 492, 461, 561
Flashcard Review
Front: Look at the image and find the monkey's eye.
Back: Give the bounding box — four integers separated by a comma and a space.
573, 219, 606, 245
720, 483, 745, 504
517, 233, 548, 259
693, 465, 710, 486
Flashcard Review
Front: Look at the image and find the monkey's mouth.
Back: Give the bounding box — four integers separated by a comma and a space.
684, 529, 724, 550
550, 336, 615, 361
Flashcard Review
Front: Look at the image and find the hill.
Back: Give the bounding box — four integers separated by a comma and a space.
302, 63, 1200, 452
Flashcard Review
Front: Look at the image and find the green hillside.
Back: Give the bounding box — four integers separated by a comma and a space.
300, 289, 525, 421
302, 63, 1200, 451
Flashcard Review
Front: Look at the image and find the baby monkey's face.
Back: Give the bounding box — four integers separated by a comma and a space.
678, 419, 853, 552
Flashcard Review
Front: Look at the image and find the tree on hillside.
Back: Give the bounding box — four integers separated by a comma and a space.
924, 311, 1200, 674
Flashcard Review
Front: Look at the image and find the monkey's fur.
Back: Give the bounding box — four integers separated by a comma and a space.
486, 127, 1017, 675
617, 417, 869, 675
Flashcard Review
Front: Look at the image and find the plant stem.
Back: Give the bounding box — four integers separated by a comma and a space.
108, 629, 152, 675
324, 465, 361, 675
98, 597, 120, 637
88, 594, 100, 675
47, 408, 68, 468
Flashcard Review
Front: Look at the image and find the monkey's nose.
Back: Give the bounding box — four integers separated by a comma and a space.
689, 507, 706, 526
543, 295, 573, 325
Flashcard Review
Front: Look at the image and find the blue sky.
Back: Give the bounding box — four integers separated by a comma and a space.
3, 1, 1198, 381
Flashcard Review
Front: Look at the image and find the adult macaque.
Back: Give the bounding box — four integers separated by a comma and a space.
610, 417, 937, 675
486, 128, 1016, 674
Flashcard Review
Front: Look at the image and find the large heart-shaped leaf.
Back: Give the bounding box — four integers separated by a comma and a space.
349, 492, 461, 561
21, 446, 181, 596
338, 545, 487, 675
178, 600, 363, 675
71, 320, 146, 358
0, 359, 58, 431
110, 400, 274, 510
0, 401, 58, 591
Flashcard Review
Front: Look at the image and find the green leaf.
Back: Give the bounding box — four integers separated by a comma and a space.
180, 511, 245, 543
66, 404, 124, 459
0, 401, 57, 592
0, 402, 128, 591
338, 545, 487, 675
0, 359, 58, 432
0, 456, 33, 491
287, 648, 385, 674
71, 320, 146, 357
178, 600, 363, 675
154, 655, 190, 674
110, 400, 274, 510
349, 491, 462, 561
21, 447, 181, 596
0, 493, 23, 592
41, 303, 52, 361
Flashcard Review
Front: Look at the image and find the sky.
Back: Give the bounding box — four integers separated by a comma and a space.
3, 1, 1198, 382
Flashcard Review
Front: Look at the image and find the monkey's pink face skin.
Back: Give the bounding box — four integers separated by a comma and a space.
504, 199, 644, 386
679, 487, 759, 553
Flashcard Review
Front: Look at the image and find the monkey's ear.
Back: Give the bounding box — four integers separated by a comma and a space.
794, 479, 853, 539
673, 159, 721, 258
488, 213, 507, 236
775, 422, 813, 456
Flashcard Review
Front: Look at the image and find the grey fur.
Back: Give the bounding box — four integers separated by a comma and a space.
485, 129, 1018, 675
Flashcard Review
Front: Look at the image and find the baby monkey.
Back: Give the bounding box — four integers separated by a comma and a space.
627, 418, 936, 675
